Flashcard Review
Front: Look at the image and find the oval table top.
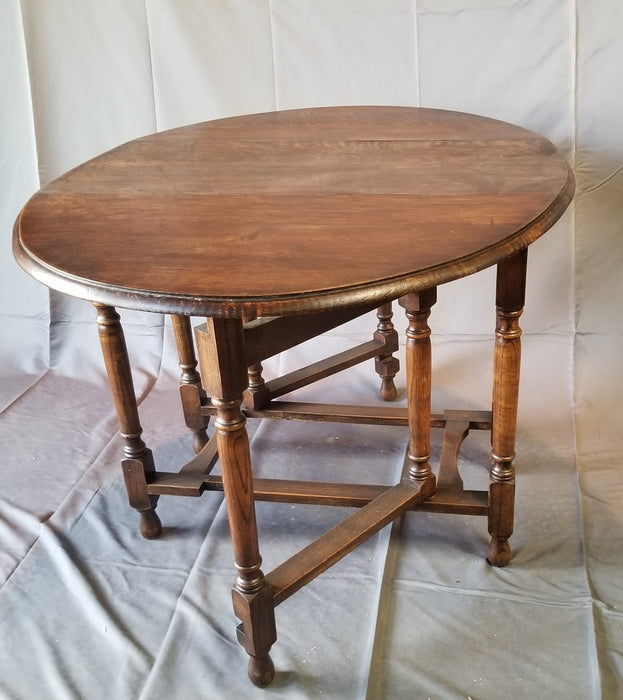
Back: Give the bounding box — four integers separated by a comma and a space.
14, 106, 574, 317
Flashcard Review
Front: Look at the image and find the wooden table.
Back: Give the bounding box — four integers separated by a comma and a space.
13, 106, 573, 686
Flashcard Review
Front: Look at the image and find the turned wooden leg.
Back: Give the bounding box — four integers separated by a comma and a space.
399, 290, 437, 496
171, 314, 209, 453
374, 302, 400, 401
242, 315, 271, 410
196, 318, 276, 686
244, 362, 271, 410
95, 305, 161, 539
488, 249, 527, 567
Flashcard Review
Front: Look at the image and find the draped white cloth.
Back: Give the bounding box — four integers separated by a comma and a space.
1, 2, 621, 697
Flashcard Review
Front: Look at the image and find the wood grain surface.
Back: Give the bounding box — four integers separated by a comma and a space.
14, 106, 573, 317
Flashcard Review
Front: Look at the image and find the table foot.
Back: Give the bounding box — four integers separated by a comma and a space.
487, 474, 515, 565
378, 373, 398, 402
487, 537, 512, 567
139, 507, 162, 540
233, 586, 277, 687
191, 429, 209, 455
247, 654, 275, 687
123, 457, 163, 539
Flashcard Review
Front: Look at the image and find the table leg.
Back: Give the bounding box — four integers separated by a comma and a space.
488, 249, 527, 567
244, 362, 271, 409
374, 302, 400, 401
399, 290, 437, 491
196, 317, 276, 687
171, 314, 209, 453
242, 314, 271, 410
94, 305, 161, 539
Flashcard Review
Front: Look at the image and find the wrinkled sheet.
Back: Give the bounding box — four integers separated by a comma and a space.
1, 1, 622, 698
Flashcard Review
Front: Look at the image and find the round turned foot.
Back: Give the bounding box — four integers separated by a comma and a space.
380, 377, 397, 402
247, 654, 275, 687
139, 509, 162, 539
487, 537, 512, 567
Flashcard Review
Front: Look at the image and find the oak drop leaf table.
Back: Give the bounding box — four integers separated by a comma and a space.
13, 106, 574, 686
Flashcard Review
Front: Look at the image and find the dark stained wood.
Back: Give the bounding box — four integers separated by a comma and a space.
241, 302, 381, 365
416, 489, 489, 515
399, 289, 438, 485
437, 416, 469, 491
232, 586, 276, 687
266, 477, 435, 606
194, 316, 276, 685
211, 476, 391, 508
178, 433, 219, 476
171, 314, 209, 453
262, 339, 392, 400
374, 302, 400, 400
13, 107, 575, 686
215, 400, 414, 426
94, 304, 161, 538
203, 401, 492, 431
14, 106, 574, 318
195, 318, 247, 399
146, 473, 488, 517
194, 318, 263, 590
244, 362, 271, 411
487, 249, 527, 567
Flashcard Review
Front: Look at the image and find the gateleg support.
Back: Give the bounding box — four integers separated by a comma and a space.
196, 317, 277, 685
171, 314, 209, 454
244, 362, 271, 410
374, 302, 400, 401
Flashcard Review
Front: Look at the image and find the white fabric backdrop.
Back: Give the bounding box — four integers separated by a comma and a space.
1, 1, 621, 698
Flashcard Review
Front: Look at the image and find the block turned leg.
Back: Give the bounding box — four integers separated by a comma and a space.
488, 249, 527, 567
196, 318, 276, 686
244, 362, 271, 410
374, 302, 400, 401
399, 290, 437, 495
94, 304, 161, 539
171, 314, 209, 453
